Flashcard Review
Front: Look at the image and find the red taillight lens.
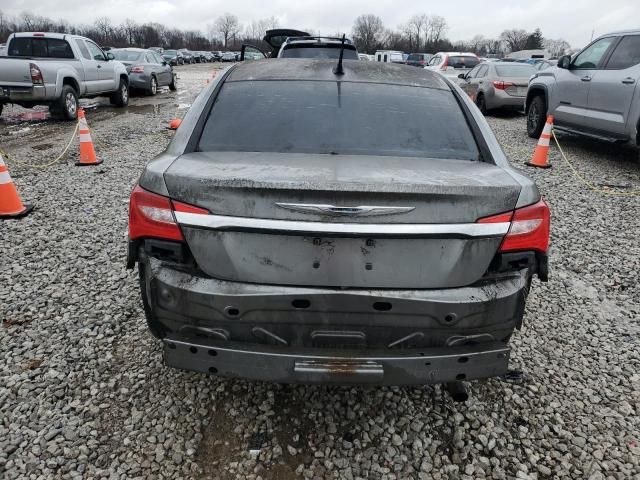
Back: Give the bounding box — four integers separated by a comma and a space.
30, 63, 43, 85
130, 66, 145, 73
478, 199, 550, 253
128, 185, 208, 242
492, 80, 515, 90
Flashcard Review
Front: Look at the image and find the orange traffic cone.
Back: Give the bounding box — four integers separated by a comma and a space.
0, 151, 33, 219
76, 108, 102, 166
526, 115, 553, 168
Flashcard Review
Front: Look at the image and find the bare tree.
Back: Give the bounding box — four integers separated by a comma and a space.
351, 14, 384, 54
407, 14, 428, 51
544, 38, 571, 57
426, 15, 447, 46
122, 18, 138, 46
500, 29, 529, 52
94, 16, 113, 44
214, 13, 240, 49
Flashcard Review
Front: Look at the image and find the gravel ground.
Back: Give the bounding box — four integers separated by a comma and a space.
1, 63, 639, 480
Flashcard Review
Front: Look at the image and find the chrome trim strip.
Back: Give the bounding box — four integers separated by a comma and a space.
174, 211, 510, 237
276, 203, 415, 217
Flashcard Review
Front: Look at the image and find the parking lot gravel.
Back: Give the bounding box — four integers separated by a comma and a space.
1, 63, 638, 480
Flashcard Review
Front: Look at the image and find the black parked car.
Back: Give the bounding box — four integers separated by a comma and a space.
162, 49, 183, 66
178, 49, 194, 64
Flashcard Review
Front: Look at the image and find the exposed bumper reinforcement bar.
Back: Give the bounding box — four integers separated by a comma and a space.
162, 337, 510, 385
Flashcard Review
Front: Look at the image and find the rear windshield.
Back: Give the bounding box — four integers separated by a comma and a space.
9, 37, 74, 58
198, 81, 479, 160
407, 54, 423, 61
281, 46, 359, 60
495, 64, 536, 77
164, 50, 177, 55
448, 56, 479, 68
111, 50, 143, 61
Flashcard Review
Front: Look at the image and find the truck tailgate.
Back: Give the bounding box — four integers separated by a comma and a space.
0, 59, 34, 88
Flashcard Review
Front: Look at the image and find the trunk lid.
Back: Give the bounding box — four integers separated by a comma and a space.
500, 76, 530, 97
165, 152, 521, 288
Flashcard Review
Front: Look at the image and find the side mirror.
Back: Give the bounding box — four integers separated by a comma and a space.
162, 61, 168, 66
168, 118, 181, 130
106, 52, 115, 60
458, 73, 467, 79
557, 55, 571, 69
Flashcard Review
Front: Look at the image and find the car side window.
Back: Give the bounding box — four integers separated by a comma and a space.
153, 53, 164, 64
85, 41, 106, 61
572, 37, 616, 69
605, 35, 640, 70
476, 65, 489, 78
428, 55, 440, 66
467, 65, 481, 78
145, 53, 155, 64
75, 39, 91, 60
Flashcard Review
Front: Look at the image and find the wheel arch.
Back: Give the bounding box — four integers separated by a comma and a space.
525, 85, 548, 114
62, 76, 80, 94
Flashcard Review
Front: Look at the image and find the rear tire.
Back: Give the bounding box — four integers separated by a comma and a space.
527, 95, 546, 138
53, 85, 79, 121
110, 79, 129, 107
0, 103, 3, 117
476, 93, 488, 115
147, 76, 158, 96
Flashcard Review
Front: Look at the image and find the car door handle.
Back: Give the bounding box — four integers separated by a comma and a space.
622, 77, 636, 84
97, 65, 101, 69
580, 75, 591, 82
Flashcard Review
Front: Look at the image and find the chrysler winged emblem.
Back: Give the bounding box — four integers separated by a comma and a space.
275, 203, 415, 217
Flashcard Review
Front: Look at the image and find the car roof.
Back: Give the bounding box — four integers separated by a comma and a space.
227, 59, 450, 90
436, 52, 477, 56
597, 28, 640, 37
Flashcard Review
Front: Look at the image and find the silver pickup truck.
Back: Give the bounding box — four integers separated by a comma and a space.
526, 29, 640, 144
0, 32, 129, 120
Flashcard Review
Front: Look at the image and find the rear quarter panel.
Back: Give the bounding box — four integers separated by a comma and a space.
448, 79, 540, 208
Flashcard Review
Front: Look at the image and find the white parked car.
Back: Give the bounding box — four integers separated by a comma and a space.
425, 52, 480, 79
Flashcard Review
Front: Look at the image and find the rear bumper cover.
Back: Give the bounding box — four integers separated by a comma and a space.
163, 337, 510, 385
139, 255, 529, 384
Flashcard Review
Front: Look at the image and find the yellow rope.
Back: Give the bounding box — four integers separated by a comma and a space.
551, 129, 640, 197
0, 123, 80, 169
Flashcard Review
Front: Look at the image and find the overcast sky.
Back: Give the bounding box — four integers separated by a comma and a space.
2, 0, 638, 47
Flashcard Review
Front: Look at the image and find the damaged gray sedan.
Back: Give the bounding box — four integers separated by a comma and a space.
127, 59, 550, 397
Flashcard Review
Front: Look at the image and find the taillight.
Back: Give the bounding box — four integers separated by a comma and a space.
493, 80, 515, 90
478, 199, 550, 253
29, 63, 43, 85
130, 66, 145, 73
128, 185, 208, 242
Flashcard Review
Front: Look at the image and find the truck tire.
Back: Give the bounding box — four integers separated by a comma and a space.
147, 76, 158, 96
527, 95, 546, 139
53, 85, 79, 121
110, 79, 129, 107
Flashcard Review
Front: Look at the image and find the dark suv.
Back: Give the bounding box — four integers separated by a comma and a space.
128, 59, 549, 396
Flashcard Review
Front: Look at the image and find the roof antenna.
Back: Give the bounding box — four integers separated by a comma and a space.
333, 34, 346, 75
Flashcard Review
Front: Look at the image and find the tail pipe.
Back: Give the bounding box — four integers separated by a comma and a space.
446, 381, 469, 403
